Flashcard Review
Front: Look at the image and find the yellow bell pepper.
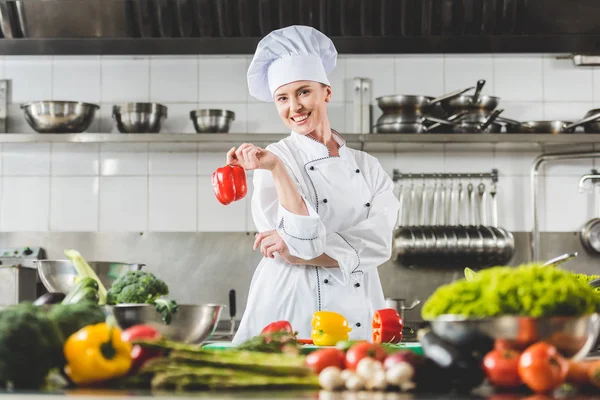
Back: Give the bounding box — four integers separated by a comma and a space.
63, 322, 133, 385
311, 311, 352, 346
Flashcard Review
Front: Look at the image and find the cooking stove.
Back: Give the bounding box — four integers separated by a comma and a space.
0, 246, 46, 305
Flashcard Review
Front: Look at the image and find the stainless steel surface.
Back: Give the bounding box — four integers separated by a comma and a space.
505, 112, 600, 134
385, 298, 421, 323
0, 266, 37, 306
440, 79, 500, 115
530, 150, 600, 261
113, 103, 168, 134
106, 303, 224, 345
0, 79, 8, 133
449, 108, 504, 133
429, 314, 600, 361
35, 260, 144, 294
15, 0, 135, 37
583, 108, 600, 133
542, 252, 578, 267
190, 109, 235, 134
21, 101, 99, 134
375, 86, 474, 114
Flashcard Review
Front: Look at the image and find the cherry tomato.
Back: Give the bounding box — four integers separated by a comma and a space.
121, 325, 163, 372
305, 348, 346, 374
261, 320, 294, 335
518, 342, 568, 393
483, 348, 522, 389
345, 342, 387, 370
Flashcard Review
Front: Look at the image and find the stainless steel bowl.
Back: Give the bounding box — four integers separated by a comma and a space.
112, 103, 168, 133
21, 101, 100, 133
428, 314, 600, 360
35, 260, 144, 294
190, 109, 235, 133
106, 303, 224, 344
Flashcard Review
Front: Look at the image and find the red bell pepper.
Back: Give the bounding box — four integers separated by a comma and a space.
261, 320, 295, 335
121, 325, 163, 372
372, 308, 403, 344
211, 165, 247, 205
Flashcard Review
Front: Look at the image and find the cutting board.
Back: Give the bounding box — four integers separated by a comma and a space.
202, 341, 423, 355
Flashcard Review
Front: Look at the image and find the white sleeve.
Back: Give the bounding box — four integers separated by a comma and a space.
251, 168, 326, 259
323, 162, 400, 285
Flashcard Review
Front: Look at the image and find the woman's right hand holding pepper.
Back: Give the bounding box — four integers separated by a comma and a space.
227, 143, 280, 171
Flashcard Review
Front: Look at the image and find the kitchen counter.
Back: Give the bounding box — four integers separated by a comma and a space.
0, 388, 597, 400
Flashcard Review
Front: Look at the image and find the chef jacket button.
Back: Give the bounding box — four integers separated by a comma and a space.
365, 203, 371, 207
309, 166, 315, 171
355, 169, 360, 173
323, 199, 328, 203
356, 322, 361, 327
324, 279, 329, 284
354, 283, 360, 288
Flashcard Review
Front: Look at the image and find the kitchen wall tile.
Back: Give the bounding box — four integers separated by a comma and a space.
51, 143, 99, 176
372, 152, 397, 176
99, 177, 147, 231
196, 57, 248, 103
50, 177, 99, 231
3, 143, 50, 176
0, 177, 49, 231
101, 57, 150, 103
345, 57, 396, 99
542, 102, 594, 122
97, 103, 118, 133
395, 144, 445, 174
149, 176, 196, 231
149, 143, 197, 175
395, 55, 444, 96
150, 56, 198, 103
7, 103, 36, 134
500, 101, 545, 121
0, 56, 6, 79
444, 144, 495, 173
198, 149, 227, 175
197, 177, 246, 231
328, 57, 347, 103
544, 175, 594, 231
100, 143, 148, 176
328, 102, 346, 133
161, 103, 197, 134
543, 56, 593, 102
52, 56, 101, 103
541, 144, 594, 177
196, 103, 247, 134
444, 54, 493, 93
246, 103, 284, 134
493, 55, 543, 102
5, 57, 53, 103
495, 176, 531, 232
494, 143, 541, 177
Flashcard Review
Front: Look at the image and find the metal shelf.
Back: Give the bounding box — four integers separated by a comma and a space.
0, 133, 598, 145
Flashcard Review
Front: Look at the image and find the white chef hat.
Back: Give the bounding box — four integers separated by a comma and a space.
247, 25, 338, 102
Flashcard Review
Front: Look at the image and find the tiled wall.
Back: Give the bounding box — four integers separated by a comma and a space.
0, 53, 598, 233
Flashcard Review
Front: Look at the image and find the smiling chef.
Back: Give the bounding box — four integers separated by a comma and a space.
229, 25, 401, 344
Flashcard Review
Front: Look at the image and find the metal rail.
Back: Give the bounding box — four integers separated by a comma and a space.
530, 151, 600, 261
392, 169, 498, 182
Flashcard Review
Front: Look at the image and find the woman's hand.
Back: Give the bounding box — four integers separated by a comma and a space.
227, 143, 280, 171
253, 230, 299, 264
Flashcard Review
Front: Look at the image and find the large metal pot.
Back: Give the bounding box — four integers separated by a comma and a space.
375, 86, 474, 116
440, 79, 500, 115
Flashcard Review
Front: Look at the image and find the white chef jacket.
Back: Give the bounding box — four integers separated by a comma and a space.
232, 130, 400, 344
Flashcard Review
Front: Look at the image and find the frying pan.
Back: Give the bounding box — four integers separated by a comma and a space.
582, 108, 600, 133
440, 79, 500, 115
503, 111, 600, 134
375, 86, 474, 115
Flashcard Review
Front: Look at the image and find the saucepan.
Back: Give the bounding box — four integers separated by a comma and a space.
375, 86, 475, 116
440, 79, 500, 115
502, 111, 600, 134
447, 109, 504, 134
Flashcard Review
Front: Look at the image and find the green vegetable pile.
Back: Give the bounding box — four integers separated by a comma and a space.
117, 339, 319, 391
422, 263, 600, 320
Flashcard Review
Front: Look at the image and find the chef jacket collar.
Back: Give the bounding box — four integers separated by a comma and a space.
291, 129, 346, 158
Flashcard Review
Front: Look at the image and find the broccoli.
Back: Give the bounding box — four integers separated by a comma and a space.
49, 303, 106, 346
106, 270, 178, 325
0, 303, 63, 389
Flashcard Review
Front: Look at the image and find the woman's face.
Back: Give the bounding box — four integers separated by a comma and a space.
273, 80, 332, 135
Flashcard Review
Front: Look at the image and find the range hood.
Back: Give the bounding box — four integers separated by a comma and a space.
1, 0, 600, 55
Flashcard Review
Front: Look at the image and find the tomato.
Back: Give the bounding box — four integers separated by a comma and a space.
587, 360, 600, 388
121, 325, 163, 372
345, 342, 387, 370
482, 349, 522, 389
261, 320, 294, 335
305, 348, 346, 374
518, 342, 568, 393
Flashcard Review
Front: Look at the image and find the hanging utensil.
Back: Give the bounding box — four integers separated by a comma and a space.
490, 182, 498, 227
580, 182, 600, 254
478, 182, 487, 226
542, 252, 578, 268
468, 182, 476, 225
419, 179, 428, 226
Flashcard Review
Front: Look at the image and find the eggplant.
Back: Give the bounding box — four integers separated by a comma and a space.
420, 330, 486, 393
33, 292, 66, 306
